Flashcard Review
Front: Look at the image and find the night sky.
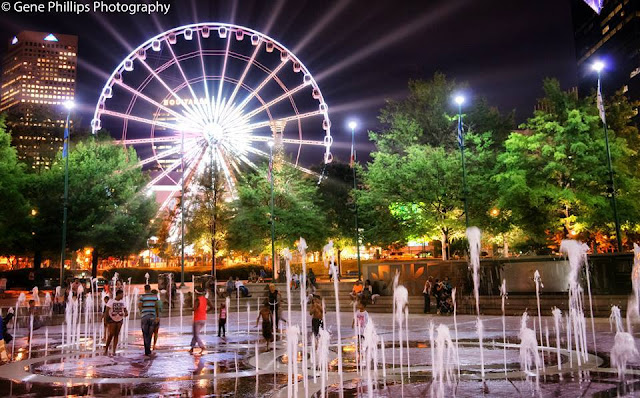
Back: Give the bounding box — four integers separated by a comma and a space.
0, 0, 579, 163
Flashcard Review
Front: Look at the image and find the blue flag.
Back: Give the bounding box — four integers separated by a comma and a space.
457, 115, 464, 149
62, 124, 69, 158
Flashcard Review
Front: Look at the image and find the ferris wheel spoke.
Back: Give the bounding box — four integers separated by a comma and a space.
196, 33, 214, 123
243, 82, 309, 119
247, 110, 324, 130
247, 136, 327, 146
163, 37, 211, 124
113, 80, 195, 125
136, 57, 205, 124
236, 60, 288, 111
158, 187, 181, 212
145, 145, 202, 189
101, 109, 192, 131
227, 40, 262, 107
119, 134, 201, 146
139, 145, 187, 166
215, 35, 232, 115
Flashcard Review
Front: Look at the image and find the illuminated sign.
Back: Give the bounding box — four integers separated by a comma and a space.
44, 34, 59, 42
162, 97, 210, 106
11, 36, 18, 45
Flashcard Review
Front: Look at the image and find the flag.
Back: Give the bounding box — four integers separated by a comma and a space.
62, 123, 69, 158
597, 79, 606, 124
350, 145, 356, 168
457, 115, 464, 149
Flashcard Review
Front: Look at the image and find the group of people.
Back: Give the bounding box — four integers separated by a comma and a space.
225, 277, 251, 298
349, 279, 379, 305
423, 276, 454, 314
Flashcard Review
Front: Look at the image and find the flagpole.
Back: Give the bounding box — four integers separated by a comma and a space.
349, 121, 361, 280
597, 70, 623, 252
59, 101, 74, 286
456, 97, 469, 229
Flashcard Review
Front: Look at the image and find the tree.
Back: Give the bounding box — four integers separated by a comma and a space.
316, 160, 356, 268
227, 161, 328, 258
27, 136, 157, 275
0, 115, 31, 259
494, 79, 640, 251
361, 146, 464, 259
185, 158, 230, 277
371, 73, 463, 151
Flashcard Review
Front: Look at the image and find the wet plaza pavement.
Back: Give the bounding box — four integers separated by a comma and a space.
1, 311, 640, 397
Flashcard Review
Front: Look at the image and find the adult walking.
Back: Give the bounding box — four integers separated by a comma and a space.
189, 289, 213, 354
267, 283, 281, 331
138, 284, 160, 357
423, 277, 433, 314
104, 289, 128, 356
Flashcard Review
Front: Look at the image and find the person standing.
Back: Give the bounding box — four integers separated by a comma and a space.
189, 290, 212, 354
151, 289, 163, 350
226, 277, 235, 297
218, 301, 227, 338
138, 284, 160, 357
423, 277, 433, 314
104, 289, 128, 356
256, 301, 273, 349
309, 296, 324, 340
0, 308, 14, 363
267, 284, 281, 330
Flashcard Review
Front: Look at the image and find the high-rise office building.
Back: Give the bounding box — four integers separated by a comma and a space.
572, 0, 639, 106
0, 31, 77, 169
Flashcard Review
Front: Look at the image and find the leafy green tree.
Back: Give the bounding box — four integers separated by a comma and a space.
371, 73, 462, 151
185, 159, 230, 277
0, 115, 31, 259
361, 146, 464, 259
28, 136, 157, 275
227, 161, 328, 258
494, 79, 640, 251
315, 161, 356, 267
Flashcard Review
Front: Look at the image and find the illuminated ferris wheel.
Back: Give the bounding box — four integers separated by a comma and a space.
91, 22, 333, 212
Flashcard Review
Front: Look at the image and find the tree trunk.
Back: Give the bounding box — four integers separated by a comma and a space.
91, 250, 99, 278
34, 249, 42, 270
441, 229, 449, 261
503, 233, 509, 258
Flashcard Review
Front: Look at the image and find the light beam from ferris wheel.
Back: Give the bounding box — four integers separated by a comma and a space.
91, 22, 334, 278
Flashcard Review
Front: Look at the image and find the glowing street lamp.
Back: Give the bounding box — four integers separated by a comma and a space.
454, 94, 469, 228
592, 60, 623, 251
60, 100, 75, 285
348, 120, 361, 280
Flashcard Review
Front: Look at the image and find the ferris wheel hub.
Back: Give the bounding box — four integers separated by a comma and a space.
204, 123, 224, 144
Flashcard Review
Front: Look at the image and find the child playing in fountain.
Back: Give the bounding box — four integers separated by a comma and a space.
104, 289, 128, 356
151, 289, 162, 350
256, 301, 273, 349
102, 295, 109, 342
309, 295, 324, 340
352, 302, 369, 334
218, 301, 227, 338
352, 302, 369, 359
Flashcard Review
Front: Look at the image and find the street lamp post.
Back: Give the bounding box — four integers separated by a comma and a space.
349, 121, 362, 280
180, 125, 186, 287
59, 101, 74, 286
268, 140, 276, 276
592, 61, 623, 252
455, 95, 470, 229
